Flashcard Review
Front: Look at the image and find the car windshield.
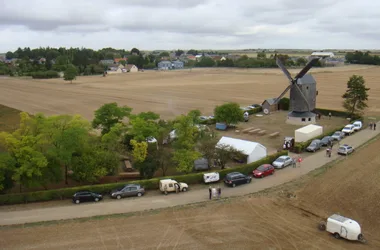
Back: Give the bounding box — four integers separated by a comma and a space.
344, 126, 352, 129
257, 166, 266, 171
276, 158, 284, 162
339, 146, 346, 151
333, 132, 340, 136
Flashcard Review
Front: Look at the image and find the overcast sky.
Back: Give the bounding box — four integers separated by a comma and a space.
1, 0, 379, 52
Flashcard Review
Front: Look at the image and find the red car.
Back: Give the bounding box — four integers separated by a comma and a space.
253, 164, 275, 178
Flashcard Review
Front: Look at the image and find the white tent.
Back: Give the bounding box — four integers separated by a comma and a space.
216, 136, 267, 164
295, 124, 323, 142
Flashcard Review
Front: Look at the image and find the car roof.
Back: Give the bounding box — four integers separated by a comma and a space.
227, 172, 243, 176
277, 155, 288, 159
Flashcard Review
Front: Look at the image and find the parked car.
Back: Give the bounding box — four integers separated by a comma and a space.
321, 136, 334, 146
199, 116, 210, 121
72, 191, 102, 204
110, 184, 145, 199
224, 172, 251, 187
331, 131, 345, 141
146, 136, 157, 143
247, 104, 261, 109
272, 155, 293, 169
306, 139, 322, 152
337, 144, 355, 155
240, 106, 251, 111
342, 124, 355, 135
253, 164, 275, 178
353, 121, 363, 131
159, 179, 188, 194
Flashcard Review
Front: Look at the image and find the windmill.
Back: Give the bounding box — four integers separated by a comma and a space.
273, 57, 320, 125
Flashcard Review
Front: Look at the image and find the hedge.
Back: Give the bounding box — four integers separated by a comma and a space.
31, 70, 60, 79
315, 108, 362, 120
0, 150, 287, 205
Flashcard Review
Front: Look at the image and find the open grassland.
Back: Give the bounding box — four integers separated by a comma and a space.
1, 136, 379, 250
0, 65, 379, 121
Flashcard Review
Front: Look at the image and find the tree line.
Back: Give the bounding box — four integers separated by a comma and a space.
345, 51, 380, 65
0, 102, 247, 193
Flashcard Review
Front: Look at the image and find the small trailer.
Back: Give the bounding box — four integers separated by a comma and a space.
318, 214, 366, 243
203, 172, 220, 184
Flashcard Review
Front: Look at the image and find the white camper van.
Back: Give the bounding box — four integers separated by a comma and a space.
159, 179, 188, 195
319, 214, 365, 242
203, 172, 220, 184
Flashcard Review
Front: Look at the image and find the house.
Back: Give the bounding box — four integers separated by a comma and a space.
172, 60, 184, 69
114, 57, 128, 64
211, 55, 222, 61
195, 55, 203, 61
261, 98, 279, 113
126, 64, 138, 72
39, 58, 46, 64
157, 60, 172, 70
226, 55, 241, 61
311, 52, 335, 58
216, 136, 267, 164
187, 55, 196, 60
220, 56, 226, 61
107, 64, 124, 74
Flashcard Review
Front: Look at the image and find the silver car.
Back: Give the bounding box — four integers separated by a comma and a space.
272, 155, 292, 169
337, 144, 354, 155
306, 139, 322, 152
331, 131, 345, 141
111, 184, 145, 199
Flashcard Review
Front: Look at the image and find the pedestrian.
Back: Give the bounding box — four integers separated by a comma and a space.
217, 186, 221, 199
374, 123, 377, 130
297, 156, 302, 167
175, 183, 179, 193
292, 157, 297, 168
209, 186, 212, 200
369, 122, 373, 130
326, 148, 330, 157
164, 184, 168, 195
328, 112, 332, 119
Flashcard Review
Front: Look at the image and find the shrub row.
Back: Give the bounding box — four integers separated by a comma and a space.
31, 70, 60, 79
315, 108, 362, 120
0, 151, 287, 205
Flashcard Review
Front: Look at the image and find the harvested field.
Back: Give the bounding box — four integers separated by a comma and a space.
1, 137, 379, 250
0, 65, 379, 121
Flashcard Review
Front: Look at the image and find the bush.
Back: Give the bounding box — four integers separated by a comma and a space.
31, 70, 60, 79
0, 151, 288, 205
278, 97, 290, 110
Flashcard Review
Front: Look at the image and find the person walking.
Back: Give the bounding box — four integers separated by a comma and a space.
217, 186, 221, 199
297, 156, 302, 168
292, 157, 296, 168
374, 123, 377, 131
369, 122, 373, 130
328, 112, 332, 119
209, 186, 212, 200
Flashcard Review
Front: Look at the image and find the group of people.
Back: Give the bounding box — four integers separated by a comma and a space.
369, 122, 377, 130
292, 156, 302, 168
209, 186, 222, 200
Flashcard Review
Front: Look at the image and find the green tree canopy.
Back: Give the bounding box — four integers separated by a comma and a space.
214, 102, 244, 125
342, 75, 370, 116
92, 102, 132, 134
63, 64, 78, 83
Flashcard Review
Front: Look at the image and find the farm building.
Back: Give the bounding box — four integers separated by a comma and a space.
262, 98, 279, 113
216, 136, 267, 164
107, 64, 124, 74
311, 52, 335, 58
158, 60, 172, 70
126, 64, 138, 72
172, 60, 184, 69
294, 124, 323, 142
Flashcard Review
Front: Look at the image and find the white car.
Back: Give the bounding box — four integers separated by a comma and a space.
272, 155, 293, 169
337, 144, 355, 155
352, 121, 363, 131
146, 137, 157, 143
342, 124, 355, 135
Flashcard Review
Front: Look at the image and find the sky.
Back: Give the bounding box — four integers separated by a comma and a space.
1, 0, 379, 52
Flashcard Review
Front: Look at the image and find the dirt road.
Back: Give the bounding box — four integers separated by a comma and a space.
1, 123, 379, 226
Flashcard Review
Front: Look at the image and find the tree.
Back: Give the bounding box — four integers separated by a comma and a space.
196, 57, 215, 67
64, 64, 77, 83
257, 52, 266, 59
159, 52, 170, 57
92, 103, 132, 134
175, 49, 184, 56
342, 75, 370, 116
172, 149, 201, 174
130, 48, 140, 55
129, 112, 160, 142
214, 102, 244, 126
0, 153, 16, 192
296, 57, 307, 66
43, 114, 90, 184
188, 109, 201, 124
187, 49, 198, 56
172, 114, 199, 150
215, 144, 243, 169
130, 140, 148, 163
197, 130, 218, 167
5, 51, 14, 59
134, 154, 158, 179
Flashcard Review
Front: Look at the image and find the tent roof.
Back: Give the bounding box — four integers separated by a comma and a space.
216, 136, 265, 155
295, 124, 322, 133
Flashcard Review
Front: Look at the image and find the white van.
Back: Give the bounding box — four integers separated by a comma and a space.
352, 121, 363, 131
159, 179, 188, 195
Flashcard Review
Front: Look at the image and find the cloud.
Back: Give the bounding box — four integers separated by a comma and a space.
0, 0, 379, 51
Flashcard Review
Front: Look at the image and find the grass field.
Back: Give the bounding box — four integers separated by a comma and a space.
1, 136, 379, 250
0, 65, 379, 122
